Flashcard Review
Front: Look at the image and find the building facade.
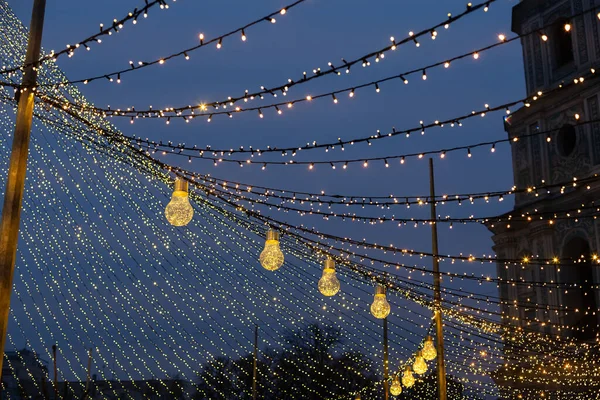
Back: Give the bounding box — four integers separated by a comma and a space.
1, 349, 50, 399
487, 0, 600, 398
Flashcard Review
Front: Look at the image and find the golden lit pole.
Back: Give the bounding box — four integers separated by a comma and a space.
429, 158, 447, 399
0, 0, 46, 374
383, 317, 389, 400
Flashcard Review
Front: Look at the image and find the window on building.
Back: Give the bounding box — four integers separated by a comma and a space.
557, 124, 577, 156
561, 236, 597, 341
553, 19, 574, 68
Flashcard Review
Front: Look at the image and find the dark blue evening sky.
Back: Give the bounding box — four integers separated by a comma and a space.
10, 0, 523, 257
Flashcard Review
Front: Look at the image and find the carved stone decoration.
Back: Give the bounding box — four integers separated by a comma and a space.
587, 94, 600, 164
555, 219, 595, 248
489, 1, 600, 397
529, 123, 544, 184
513, 0, 570, 34
573, 0, 589, 64
511, 129, 531, 205
591, 0, 600, 58
531, 21, 545, 88
546, 107, 592, 182
523, 34, 535, 94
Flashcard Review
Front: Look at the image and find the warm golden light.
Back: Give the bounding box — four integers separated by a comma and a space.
370, 285, 390, 319
413, 350, 428, 375
422, 335, 437, 361
318, 257, 340, 296
390, 376, 402, 396
165, 179, 194, 226
260, 230, 284, 271
402, 366, 415, 388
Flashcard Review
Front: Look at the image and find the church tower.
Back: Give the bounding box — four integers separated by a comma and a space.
487, 0, 600, 398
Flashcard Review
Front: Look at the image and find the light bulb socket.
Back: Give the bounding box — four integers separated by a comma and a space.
324, 257, 335, 270
375, 285, 386, 296
174, 178, 188, 192
426, 335, 433, 342
405, 365, 412, 372
266, 229, 280, 241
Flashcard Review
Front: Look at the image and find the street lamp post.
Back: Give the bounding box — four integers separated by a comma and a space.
383, 317, 389, 400
429, 158, 447, 399
0, 0, 46, 374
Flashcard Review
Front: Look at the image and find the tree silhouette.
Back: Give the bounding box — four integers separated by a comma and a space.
194, 323, 377, 399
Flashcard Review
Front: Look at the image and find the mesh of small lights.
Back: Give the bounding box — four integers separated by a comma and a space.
2, 0, 600, 398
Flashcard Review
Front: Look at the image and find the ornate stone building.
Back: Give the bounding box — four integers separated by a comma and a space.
487, 0, 600, 398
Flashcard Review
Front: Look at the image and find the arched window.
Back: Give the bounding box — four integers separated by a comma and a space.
553, 19, 574, 68
557, 124, 577, 157
561, 236, 597, 341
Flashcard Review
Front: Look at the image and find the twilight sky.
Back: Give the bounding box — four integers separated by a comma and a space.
11, 0, 523, 257
4, 0, 526, 392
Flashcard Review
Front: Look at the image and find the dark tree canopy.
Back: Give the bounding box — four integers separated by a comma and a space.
194, 323, 377, 399
194, 323, 471, 400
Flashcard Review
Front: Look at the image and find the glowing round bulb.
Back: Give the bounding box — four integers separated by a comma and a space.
413, 351, 428, 375
390, 377, 402, 396
165, 179, 193, 226
402, 366, 415, 388
370, 285, 390, 319
318, 258, 340, 296
422, 335, 437, 361
260, 230, 284, 271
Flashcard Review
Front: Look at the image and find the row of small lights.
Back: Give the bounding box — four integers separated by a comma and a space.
165, 178, 441, 397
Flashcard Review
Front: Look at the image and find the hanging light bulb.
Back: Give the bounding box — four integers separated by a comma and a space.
318, 257, 340, 296
422, 335, 437, 361
390, 376, 402, 396
402, 366, 415, 388
413, 350, 428, 375
165, 178, 194, 226
370, 285, 391, 319
260, 229, 284, 271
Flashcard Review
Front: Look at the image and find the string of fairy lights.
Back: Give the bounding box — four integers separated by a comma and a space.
41, 98, 600, 340
15, 88, 597, 269
27, 0, 307, 88
0, 0, 174, 76
21, 88, 600, 396
19, 90, 596, 396
10, 99, 596, 211
28, 0, 495, 93
27, 90, 600, 310
26, 1, 600, 135
30, 66, 597, 175
0, 57, 450, 400
2, 0, 600, 398
16, 103, 596, 396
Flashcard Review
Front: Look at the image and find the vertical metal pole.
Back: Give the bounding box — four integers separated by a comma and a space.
0, 0, 47, 375
253, 324, 258, 400
52, 344, 58, 400
383, 318, 389, 400
429, 158, 447, 400
83, 348, 93, 399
